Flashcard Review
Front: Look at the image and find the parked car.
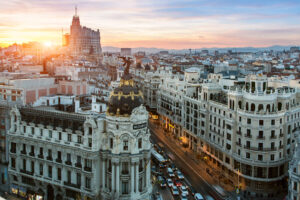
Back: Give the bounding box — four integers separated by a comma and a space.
188, 186, 196, 196
180, 193, 188, 200
176, 170, 184, 180
167, 178, 173, 187
194, 193, 204, 200
174, 180, 183, 187
167, 167, 175, 178
179, 185, 189, 196
158, 176, 166, 188
171, 185, 179, 196
159, 163, 166, 168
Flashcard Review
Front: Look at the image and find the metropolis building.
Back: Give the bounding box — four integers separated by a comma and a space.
157, 72, 300, 198
7, 69, 152, 199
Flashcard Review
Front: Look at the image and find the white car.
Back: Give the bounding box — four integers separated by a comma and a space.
171, 185, 179, 196
179, 185, 189, 196
181, 193, 188, 200
176, 170, 184, 180
167, 178, 173, 187
194, 193, 204, 200
167, 167, 175, 177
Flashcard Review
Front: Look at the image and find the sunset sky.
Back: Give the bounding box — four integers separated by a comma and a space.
0, 0, 300, 49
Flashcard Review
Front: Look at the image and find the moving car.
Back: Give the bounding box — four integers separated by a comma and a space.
181, 193, 188, 200
170, 163, 178, 171
167, 178, 173, 187
167, 167, 175, 178
194, 193, 204, 200
179, 185, 189, 196
158, 176, 166, 188
174, 180, 183, 187
176, 170, 184, 180
171, 185, 179, 196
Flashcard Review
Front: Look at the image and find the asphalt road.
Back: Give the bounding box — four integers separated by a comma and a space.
149, 121, 231, 200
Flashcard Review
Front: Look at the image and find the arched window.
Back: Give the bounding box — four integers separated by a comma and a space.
251, 103, 255, 112
266, 104, 270, 112
278, 102, 282, 111
238, 101, 242, 109
258, 104, 263, 112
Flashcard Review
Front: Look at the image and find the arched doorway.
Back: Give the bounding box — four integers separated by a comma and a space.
47, 185, 54, 200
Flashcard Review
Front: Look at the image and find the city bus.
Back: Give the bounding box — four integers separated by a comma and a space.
151, 149, 167, 168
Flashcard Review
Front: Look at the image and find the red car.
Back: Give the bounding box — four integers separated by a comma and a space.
174, 180, 182, 187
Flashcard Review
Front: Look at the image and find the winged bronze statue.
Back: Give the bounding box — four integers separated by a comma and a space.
119, 56, 132, 75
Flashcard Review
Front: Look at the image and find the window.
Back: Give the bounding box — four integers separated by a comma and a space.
40, 163, 43, 175
258, 131, 263, 138
67, 170, 71, 182
57, 168, 61, 180
258, 155, 263, 161
88, 127, 92, 135
77, 173, 81, 185
271, 120, 275, 125
110, 138, 113, 149
48, 166, 52, 178
68, 134, 71, 142
10, 142, 16, 153
39, 147, 43, 156
294, 182, 297, 191
246, 152, 250, 159
78, 135, 82, 144
59, 132, 62, 140
227, 134, 231, 141
31, 127, 35, 134
122, 181, 129, 194
11, 158, 16, 168
123, 140, 128, 151
247, 118, 251, 124
31, 161, 34, 173
258, 143, 263, 150
40, 129, 43, 136
271, 130, 275, 138
122, 162, 129, 174
138, 138, 142, 149
259, 120, 264, 126
48, 149, 52, 158
85, 177, 91, 189
270, 154, 274, 161
88, 138, 92, 148
23, 159, 26, 170
57, 151, 61, 160
49, 130, 52, 138
77, 156, 81, 164
67, 153, 71, 162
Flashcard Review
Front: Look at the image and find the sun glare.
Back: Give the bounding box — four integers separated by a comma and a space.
43, 41, 52, 47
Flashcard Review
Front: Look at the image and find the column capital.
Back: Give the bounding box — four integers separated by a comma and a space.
131, 157, 139, 164
111, 157, 120, 164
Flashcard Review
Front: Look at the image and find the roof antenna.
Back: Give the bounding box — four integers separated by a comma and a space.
75, 5, 78, 16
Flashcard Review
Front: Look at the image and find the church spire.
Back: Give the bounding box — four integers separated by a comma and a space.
75, 5, 78, 16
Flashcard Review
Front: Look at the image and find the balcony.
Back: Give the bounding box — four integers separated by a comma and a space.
56, 158, 62, 163
64, 181, 81, 189
244, 134, 252, 138
46, 156, 53, 161
10, 149, 16, 154
270, 135, 277, 139
75, 163, 82, 168
38, 154, 44, 159
29, 152, 35, 157
244, 145, 277, 151
257, 136, 265, 140
20, 169, 34, 176
65, 160, 72, 166
21, 150, 27, 155
84, 166, 92, 172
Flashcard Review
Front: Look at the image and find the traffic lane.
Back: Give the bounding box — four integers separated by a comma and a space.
150, 128, 223, 200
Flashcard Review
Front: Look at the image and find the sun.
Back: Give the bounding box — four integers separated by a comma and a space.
43, 41, 52, 47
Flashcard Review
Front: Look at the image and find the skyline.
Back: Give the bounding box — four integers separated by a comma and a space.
0, 0, 300, 49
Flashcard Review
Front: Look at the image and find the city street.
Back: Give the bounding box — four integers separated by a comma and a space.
149, 120, 235, 200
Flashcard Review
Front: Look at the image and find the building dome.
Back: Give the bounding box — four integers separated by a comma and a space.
107, 74, 143, 116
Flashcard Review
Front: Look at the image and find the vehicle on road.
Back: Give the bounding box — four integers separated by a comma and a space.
194, 193, 204, 200
157, 176, 166, 188
167, 178, 173, 187
171, 185, 179, 196
180, 193, 188, 200
188, 186, 196, 196
176, 170, 184, 180
174, 180, 183, 187
167, 167, 175, 177
205, 195, 215, 200
213, 185, 227, 198
152, 149, 167, 168
179, 185, 189, 196
170, 163, 178, 171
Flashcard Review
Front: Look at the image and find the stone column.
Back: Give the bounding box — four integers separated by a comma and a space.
116, 162, 120, 197
135, 162, 139, 193
131, 162, 135, 195
112, 163, 115, 192
146, 157, 151, 189
102, 158, 106, 189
